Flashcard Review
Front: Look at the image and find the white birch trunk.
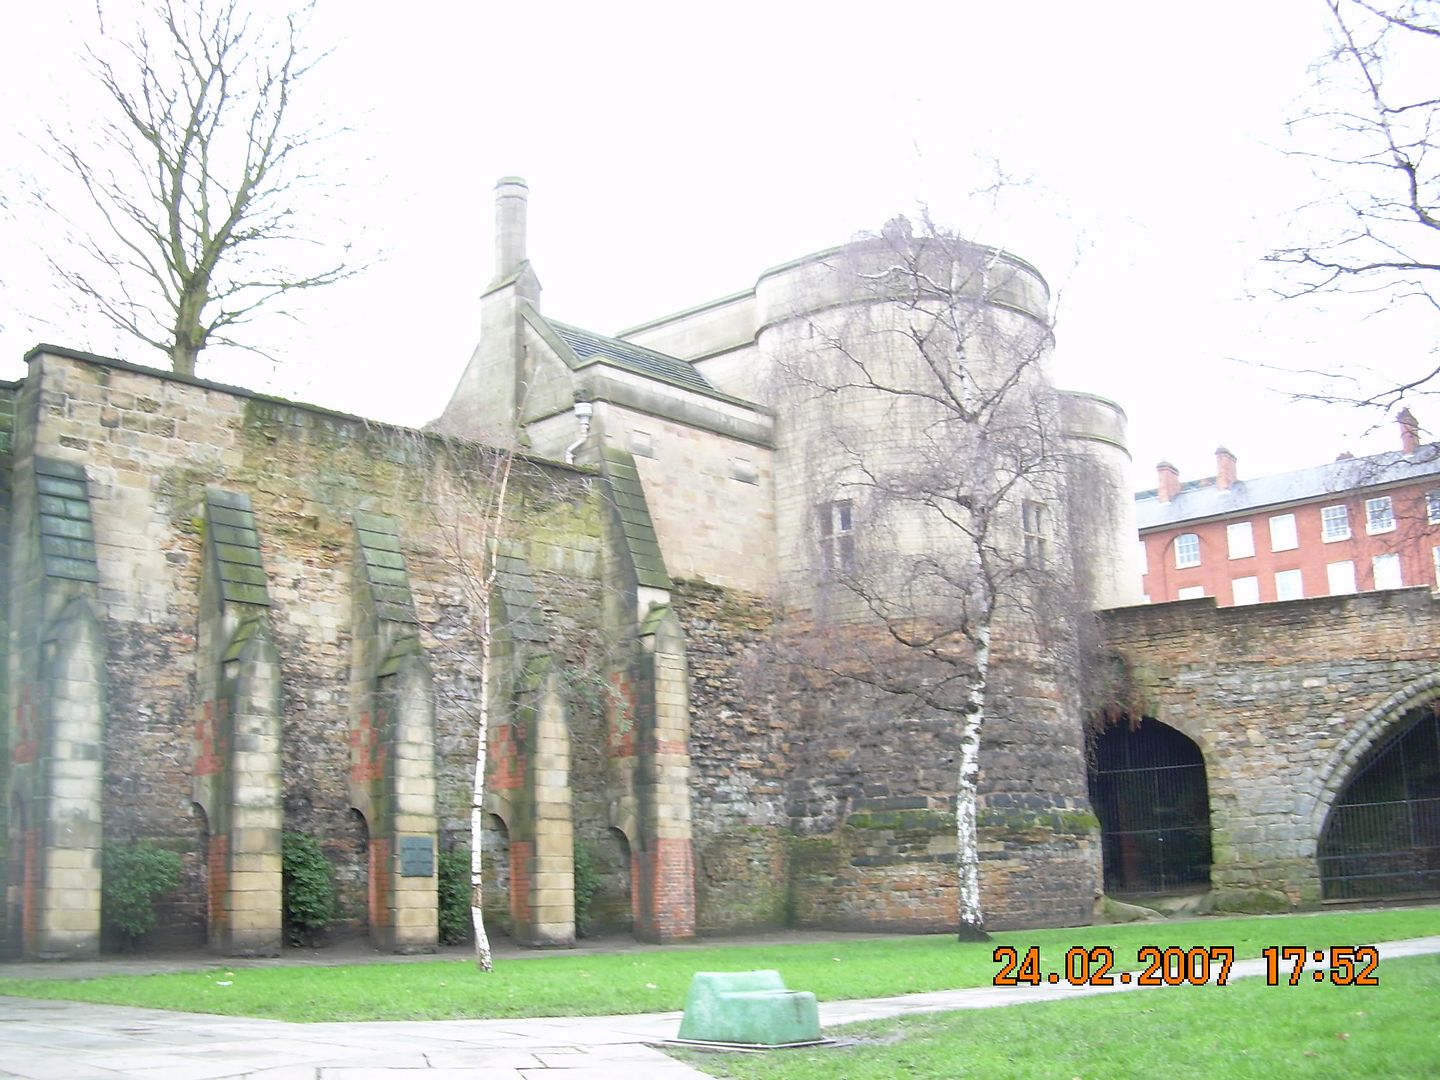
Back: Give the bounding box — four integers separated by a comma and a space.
470, 597, 494, 972
956, 622, 990, 940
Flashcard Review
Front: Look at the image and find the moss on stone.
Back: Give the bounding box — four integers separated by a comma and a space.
976, 808, 1099, 837
845, 809, 957, 832
1198, 887, 1292, 915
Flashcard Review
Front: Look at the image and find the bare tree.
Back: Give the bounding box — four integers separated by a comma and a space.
42, 0, 356, 376
775, 216, 1084, 939
1267, 0, 1439, 409
416, 437, 522, 973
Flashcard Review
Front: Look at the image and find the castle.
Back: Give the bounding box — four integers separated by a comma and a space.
3, 178, 1434, 960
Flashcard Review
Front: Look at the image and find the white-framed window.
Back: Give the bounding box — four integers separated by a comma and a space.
1327, 561, 1357, 595
1174, 533, 1201, 569
1231, 576, 1260, 605
1366, 496, 1395, 534
1177, 585, 1206, 600
1137, 541, 1149, 579
1372, 552, 1403, 589
1275, 569, 1304, 601
1227, 522, 1254, 559
1321, 504, 1350, 542
818, 500, 856, 575
1269, 513, 1298, 552
1433, 546, 1440, 588
1022, 500, 1049, 568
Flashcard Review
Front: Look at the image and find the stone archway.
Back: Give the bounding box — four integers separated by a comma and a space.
1317, 704, 1440, 900
1088, 717, 1213, 894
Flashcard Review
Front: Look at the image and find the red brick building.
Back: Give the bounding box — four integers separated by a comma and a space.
1137, 412, 1440, 606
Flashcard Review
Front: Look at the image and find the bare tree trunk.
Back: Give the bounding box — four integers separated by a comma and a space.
956, 625, 990, 941
470, 596, 494, 972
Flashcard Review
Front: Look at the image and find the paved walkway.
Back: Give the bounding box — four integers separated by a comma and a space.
0, 935, 1436, 1079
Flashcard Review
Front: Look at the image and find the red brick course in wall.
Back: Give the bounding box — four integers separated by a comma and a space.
643, 836, 695, 942
368, 838, 391, 930
509, 839, 533, 927
206, 834, 229, 934
21, 827, 38, 945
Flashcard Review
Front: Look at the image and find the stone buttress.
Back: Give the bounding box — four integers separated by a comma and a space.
349, 512, 439, 952
599, 448, 695, 941
194, 489, 283, 955
5, 456, 106, 958
484, 542, 575, 946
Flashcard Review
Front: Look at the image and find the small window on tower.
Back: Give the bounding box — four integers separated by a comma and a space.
1022, 500, 1049, 568
819, 500, 856, 576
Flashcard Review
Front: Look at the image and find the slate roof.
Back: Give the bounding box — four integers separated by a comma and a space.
353, 511, 418, 624
1135, 446, 1440, 531
545, 319, 716, 395
35, 457, 99, 584
205, 489, 269, 606
599, 447, 672, 591
494, 541, 549, 645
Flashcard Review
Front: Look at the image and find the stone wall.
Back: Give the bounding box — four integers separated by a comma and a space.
3, 348, 605, 950
677, 581, 1098, 934
1101, 588, 1440, 902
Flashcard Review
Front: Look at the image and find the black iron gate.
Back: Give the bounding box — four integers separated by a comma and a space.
1319, 706, 1440, 901
1088, 718, 1213, 894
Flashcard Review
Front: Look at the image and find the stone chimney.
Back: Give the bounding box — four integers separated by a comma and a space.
1215, 446, 1237, 491
1157, 461, 1180, 503
494, 176, 529, 281
1398, 408, 1420, 454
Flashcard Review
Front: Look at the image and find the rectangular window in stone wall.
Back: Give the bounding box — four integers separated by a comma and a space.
819, 500, 855, 576
1231, 576, 1259, 605
1022, 500, 1048, 568
1275, 568, 1304, 601
1372, 552, 1403, 589
730, 457, 758, 485
1227, 521, 1254, 559
1327, 560, 1357, 595
1174, 533, 1200, 569
629, 430, 655, 458
1366, 496, 1395, 534
1321, 504, 1350, 542
1269, 513, 1298, 552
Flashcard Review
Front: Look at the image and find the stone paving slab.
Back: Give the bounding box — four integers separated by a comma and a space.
0, 936, 1435, 1079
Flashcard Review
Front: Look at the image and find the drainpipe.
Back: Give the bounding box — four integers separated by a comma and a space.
564, 400, 593, 465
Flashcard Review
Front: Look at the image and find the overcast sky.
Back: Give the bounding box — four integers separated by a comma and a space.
1, 0, 1430, 490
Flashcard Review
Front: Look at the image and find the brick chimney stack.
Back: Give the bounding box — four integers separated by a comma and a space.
1398, 408, 1420, 454
1215, 446, 1237, 491
1157, 461, 1180, 503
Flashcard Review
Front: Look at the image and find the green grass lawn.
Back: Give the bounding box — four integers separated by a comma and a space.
0, 907, 1435, 1022
673, 954, 1440, 1080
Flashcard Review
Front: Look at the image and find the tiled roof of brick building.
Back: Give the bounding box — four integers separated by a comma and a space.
1135, 445, 1440, 530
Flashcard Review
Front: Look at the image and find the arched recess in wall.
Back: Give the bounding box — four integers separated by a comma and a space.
191, 803, 213, 941
348, 808, 377, 939
1317, 702, 1440, 901
599, 825, 634, 934
483, 811, 512, 937
5, 792, 26, 958
1087, 717, 1213, 894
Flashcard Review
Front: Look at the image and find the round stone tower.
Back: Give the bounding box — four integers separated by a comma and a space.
751, 222, 1107, 929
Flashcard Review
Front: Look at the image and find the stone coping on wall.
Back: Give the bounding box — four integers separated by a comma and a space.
22, 344, 594, 477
